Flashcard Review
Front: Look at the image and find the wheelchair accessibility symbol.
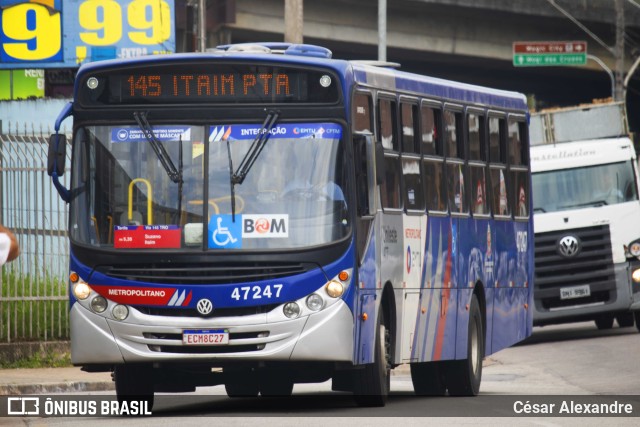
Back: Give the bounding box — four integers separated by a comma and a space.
209, 215, 241, 248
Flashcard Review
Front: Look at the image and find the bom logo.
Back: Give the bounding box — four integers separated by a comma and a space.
242, 214, 289, 238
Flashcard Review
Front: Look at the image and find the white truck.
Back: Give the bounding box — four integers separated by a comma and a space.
530, 102, 640, 331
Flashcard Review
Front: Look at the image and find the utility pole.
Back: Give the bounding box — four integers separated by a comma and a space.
198, 0, 206, 52
378, 0, 387, 62
284, 0, 303, 44
614, 0, 624, 101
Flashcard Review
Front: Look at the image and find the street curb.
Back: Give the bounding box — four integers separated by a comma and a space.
0, 382, 114, 396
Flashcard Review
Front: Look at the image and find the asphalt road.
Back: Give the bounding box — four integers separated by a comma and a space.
3, 322, 639, 425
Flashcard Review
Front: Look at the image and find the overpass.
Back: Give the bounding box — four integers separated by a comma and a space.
199, 0, 640, 120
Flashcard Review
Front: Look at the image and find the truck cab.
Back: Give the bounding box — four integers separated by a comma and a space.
530, 102, 640, 330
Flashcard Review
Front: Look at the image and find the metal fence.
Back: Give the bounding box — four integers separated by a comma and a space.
0, 128, 71, 343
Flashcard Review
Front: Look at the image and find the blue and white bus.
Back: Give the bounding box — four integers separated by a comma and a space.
48, 43, 533, 408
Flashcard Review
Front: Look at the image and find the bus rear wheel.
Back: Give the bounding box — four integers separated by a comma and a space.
113, 364, 154, 410
353, 309, 390, 407
445, 294, 483, 396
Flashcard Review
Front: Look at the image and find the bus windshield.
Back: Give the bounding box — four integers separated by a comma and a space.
69, 122, 349, 250
532, 160, 638, 213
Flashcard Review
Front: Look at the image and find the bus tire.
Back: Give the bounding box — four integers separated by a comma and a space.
635, 312, 640, 333
616, 312, 635, 328
353, 309, 390, 407
445, 294, 483, 396
595, 315, 614, 330
114, 364, 154, 410
410, 361, 446, 396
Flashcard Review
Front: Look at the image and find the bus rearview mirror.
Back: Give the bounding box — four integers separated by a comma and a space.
47, 133, 67, 177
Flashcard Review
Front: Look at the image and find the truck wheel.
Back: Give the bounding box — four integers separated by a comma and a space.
114, 364, 154, 411
595, 315, 614, 330
353, 309, 391, 407
410, 361, 446, 396
445, 294, 483, 396
616, 312, 634, 328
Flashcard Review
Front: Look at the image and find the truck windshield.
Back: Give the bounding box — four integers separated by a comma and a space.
532, 161, 638, 213
69, 123, 349, 250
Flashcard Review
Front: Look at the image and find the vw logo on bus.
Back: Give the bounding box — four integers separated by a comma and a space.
196, 298, 214, 316
558, 235, 581, 258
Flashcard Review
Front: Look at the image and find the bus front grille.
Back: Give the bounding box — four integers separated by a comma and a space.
95, 261, 313, 285
134, 304, 279, 318
534, 225, 615, 310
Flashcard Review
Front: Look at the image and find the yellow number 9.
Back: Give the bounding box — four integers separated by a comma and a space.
2, 4, 61, 61
128, 0, 171, 45
79, 0, 122, 46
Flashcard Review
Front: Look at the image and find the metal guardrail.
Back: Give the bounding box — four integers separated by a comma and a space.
0, 129, 71, 343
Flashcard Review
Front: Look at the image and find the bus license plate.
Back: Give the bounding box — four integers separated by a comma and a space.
560, 285, 591, 300
182, 329, 229, 345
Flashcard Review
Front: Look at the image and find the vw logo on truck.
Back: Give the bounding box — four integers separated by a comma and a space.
558, 235, 580, 257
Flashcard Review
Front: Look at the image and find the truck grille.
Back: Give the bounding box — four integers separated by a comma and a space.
534, 225, 615, 310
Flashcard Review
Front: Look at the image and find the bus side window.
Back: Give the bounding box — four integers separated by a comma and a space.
402, 158, 424, 211
488, 116, 509, 217
378, 96, 401, 210
378, 98, 398, 151
444, 108, 466, 213
424, 159, 447, 212
509, 117, 529, 218
401, 101, 419, 154
468, 113, 485, 162
420, 104, 442, 156
353, 92, 373, 133
443, 110, 462, 159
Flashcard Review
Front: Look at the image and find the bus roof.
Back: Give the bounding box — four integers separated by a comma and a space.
76, 49, 528, 111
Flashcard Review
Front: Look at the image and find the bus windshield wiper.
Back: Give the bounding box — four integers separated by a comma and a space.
224, 109, 279, 222
133, 111, 182, 184
231, 109, 280, 185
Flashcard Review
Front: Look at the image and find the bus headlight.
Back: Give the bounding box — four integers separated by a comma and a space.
90, 296, 108, 313
112, 304, 129, 321
306, 294, 324, 311
325, 280, 344, 298
632, 268, 640, 283
283, 302, 301, 319
73, 282, 91, 300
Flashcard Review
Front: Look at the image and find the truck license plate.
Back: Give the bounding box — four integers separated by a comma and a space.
560, 284, 591, 300
182, 329, 229, 345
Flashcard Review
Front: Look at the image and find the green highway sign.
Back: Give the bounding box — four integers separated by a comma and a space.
513, 53, 587, 67
513, 41, 587, 67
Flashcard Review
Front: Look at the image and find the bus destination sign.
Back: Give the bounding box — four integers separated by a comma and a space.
79, 64, 341, 105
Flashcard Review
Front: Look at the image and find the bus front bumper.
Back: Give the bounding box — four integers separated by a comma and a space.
70, 299, 354, 365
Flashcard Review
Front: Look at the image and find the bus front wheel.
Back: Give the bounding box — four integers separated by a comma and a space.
353, 309, 390, 407
114, 364, 154, 410
445, 294, 483, 396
